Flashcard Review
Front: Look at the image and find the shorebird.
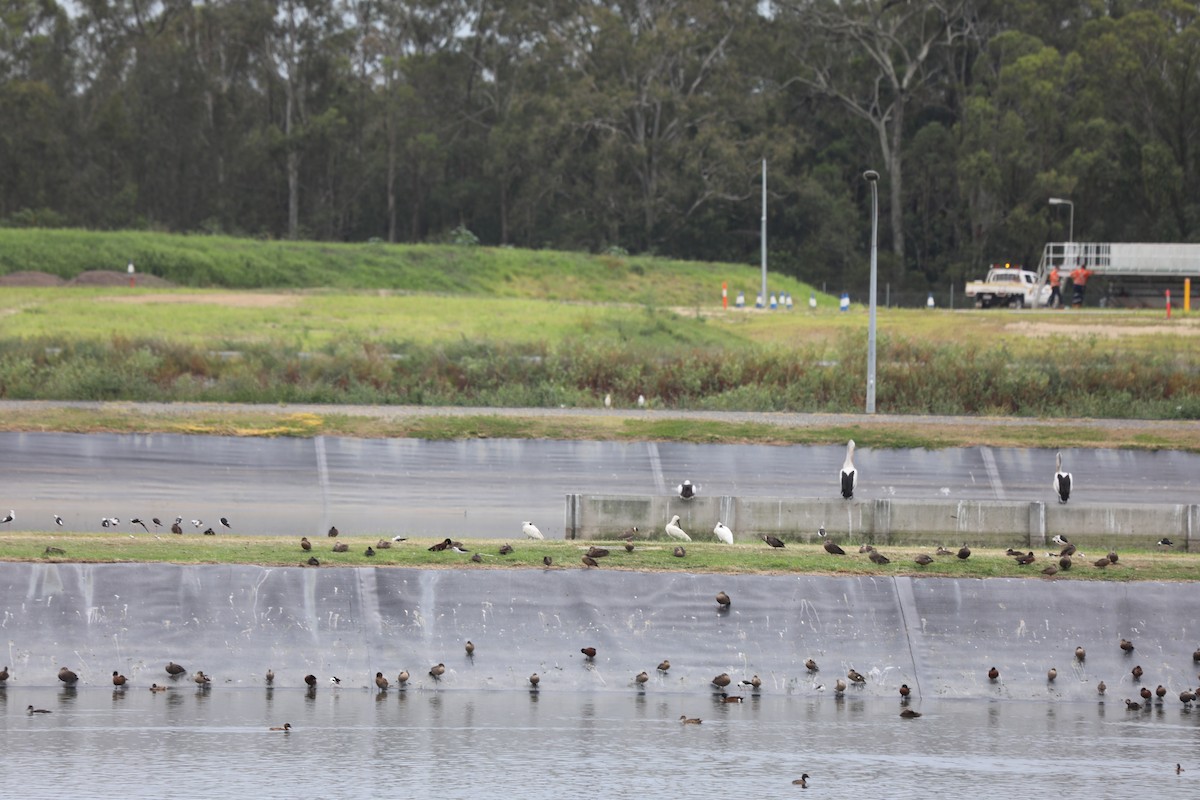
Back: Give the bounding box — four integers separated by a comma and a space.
220, 517, 231, 528
522, 521, 544, 540
840, 440, 858, 499
53, 514, 64, 526
676, 480, 698, 500
1053, 451, 1072, 503
130, 517, 148, 531
1157, 537, 1174, 548
191, 519, 203, 529
665, 515, 690, 542
1, 510, 14, 524
330, 676, 342, 685
713, 522, 734, 545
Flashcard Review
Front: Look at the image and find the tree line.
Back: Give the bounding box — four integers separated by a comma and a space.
2, 0, 1199, 294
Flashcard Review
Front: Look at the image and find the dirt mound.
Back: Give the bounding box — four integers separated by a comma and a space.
67, 270, 175, 287
0, 271, 66, 286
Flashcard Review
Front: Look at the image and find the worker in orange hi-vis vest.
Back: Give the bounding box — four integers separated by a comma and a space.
1069, 263, 1094, 307
1047, 266, 1062, 308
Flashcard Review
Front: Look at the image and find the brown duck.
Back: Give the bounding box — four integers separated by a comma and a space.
581, 647, 597, 661
375, 672, 389, 691
847, 669, 865, 684
300, 537, 311, 551
112, 670, 127, 687
762, 534, 786, 549
429, 663, 446, 680
716, 591, 731, 609
899, 709, 922, 718
988, 666, 999, 681
679, 715, 702, 724
711, 673, 732, 688
58, 666, 78, 685
269, 723, 292, 731
635, 671, 649, 686
914, 554, 934, 566
398, 670, 410, 686
529, 673, 540, 688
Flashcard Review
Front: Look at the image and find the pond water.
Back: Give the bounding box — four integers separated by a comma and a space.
3, 686, 1195, 798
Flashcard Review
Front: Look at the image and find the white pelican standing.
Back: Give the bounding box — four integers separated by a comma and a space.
713, 522, 734, 545
522, 521, 544, 540
1053, 451, 1072, 504
665, 515, 691, 542
840, 440, 858, 499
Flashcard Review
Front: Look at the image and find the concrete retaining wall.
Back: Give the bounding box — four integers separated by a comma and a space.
2, 563, 1199, 704
565, 494, 1200, 550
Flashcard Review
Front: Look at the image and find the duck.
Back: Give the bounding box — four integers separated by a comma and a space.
149, 683, 166, 693
1053, 451, 1072, 503
713, 522, 734, 545
304, 674, 317, 688
429, 663, 446, 680
957, 544, 971, 560
269, 723, 292, 731
428, 538, 452, 552
112, 670, 127, 687
307, 557, 320, 566
722, 695, 745, 703
935, 546, 953, 556
1194, 647, 1200, 663
1015, 551, 1036, 566
742, 675, 762, 690
543, 556, 553, 567
58, 666, 78, 685
1179, 689, 1195, 705
834, 678, 846, 696
499, 544, 514, 556
635, 671, 649, 686
398, 670, 409, 686
1132, 665, 1143, 681
665, 515, 691, 542
375, 539, 392, 549
673, 546, 686, 558
988, 667, 999, 681
676, 480, 698, 500
819, 528, 845, 555
716, 591, 731, 609
170, 521, 183, 535
914, 554, 934, 566
1047, 667, 1057, 682
792, 774, 810, 788
805, 659, 819, 672
375, 672, 389, 691
761, 534, 785, 549
465, 641, 475, 657
1093, 557, 1110, 568
1097, 681, 1107, 696
581, 647, 597, 661
193, 671, 211, 685
1059, 543, 1077, 558
657, 660, 671, 672
899, 683, 911, 697
623, 541, 634, 553
585, 547, 609, 559
0, 665, 8, 683
27, 705, 51, 714
1075, 647, 1086, 662
899, 709, 922, 718
522, 521, 544, 540
1107, 550, 1119, 563
840, 439, 858, 499
847, 669, 865, 685
529, 673, 540, 688
1125, 699, 1141, 710
1040, 565, 1058, 577
679, 715, 702, 725
1120, 639, 1135, 654
712, 673, 732, 689
1059, 555, 1072, 570
300, 537, 311, 551
868, 550, 890, 565
327, 526, 339, 537
332, 542, 349, 553
364, 546, 376, 557
1156, 685, 1168, 701
581, 555, 599, 568
266, 669, 274, 685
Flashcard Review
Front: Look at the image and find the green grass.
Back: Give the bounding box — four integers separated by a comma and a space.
3, 534, 1194, 582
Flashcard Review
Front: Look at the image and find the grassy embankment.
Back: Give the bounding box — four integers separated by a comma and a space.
1, 533, 1193, 582
1, 228, 1199, 429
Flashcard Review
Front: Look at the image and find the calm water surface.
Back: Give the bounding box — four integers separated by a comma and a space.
2, 687, 1196, 799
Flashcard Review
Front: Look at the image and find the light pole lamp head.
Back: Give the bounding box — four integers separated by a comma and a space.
863, 170, 879, 182
1048, 197, 1069, 205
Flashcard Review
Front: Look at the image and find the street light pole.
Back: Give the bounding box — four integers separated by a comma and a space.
1048, 197, 1074, 243
864, 170, 879, 415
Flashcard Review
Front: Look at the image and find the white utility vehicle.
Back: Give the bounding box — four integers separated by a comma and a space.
964, 265, 1051, 308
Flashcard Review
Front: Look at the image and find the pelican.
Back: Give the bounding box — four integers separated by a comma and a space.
713, 521, 733, 545
840, 440, 858, 499
676, 480, 698, 500
665, 515, 691, 542
522, 521, 544, 540
1053, 451, 1072, 503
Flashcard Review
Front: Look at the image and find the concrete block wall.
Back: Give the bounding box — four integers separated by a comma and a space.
565, 494, 1200, 550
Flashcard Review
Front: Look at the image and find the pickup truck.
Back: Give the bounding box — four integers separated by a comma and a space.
964, 266, 1052, 309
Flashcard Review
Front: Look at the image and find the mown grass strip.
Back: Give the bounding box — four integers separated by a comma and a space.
2, 534, 1195, 582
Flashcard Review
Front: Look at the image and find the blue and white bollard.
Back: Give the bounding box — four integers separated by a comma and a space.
809, 293, 817, 310
769, 294, 777, 310
755, 294, 763, 309
839, 293, 850, 312
785, 293, 794, 310
736, 291, 745, 308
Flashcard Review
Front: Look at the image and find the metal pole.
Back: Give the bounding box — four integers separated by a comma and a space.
864, 170, 879, 414
761, 159, 767, 307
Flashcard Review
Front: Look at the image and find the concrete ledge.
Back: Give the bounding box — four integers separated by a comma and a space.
566, 494, 1199, 550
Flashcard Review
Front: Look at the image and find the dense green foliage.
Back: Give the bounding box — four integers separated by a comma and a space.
5, 1, 1200, 296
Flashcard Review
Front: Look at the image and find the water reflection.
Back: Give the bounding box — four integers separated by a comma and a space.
1, 689, 1197, 799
